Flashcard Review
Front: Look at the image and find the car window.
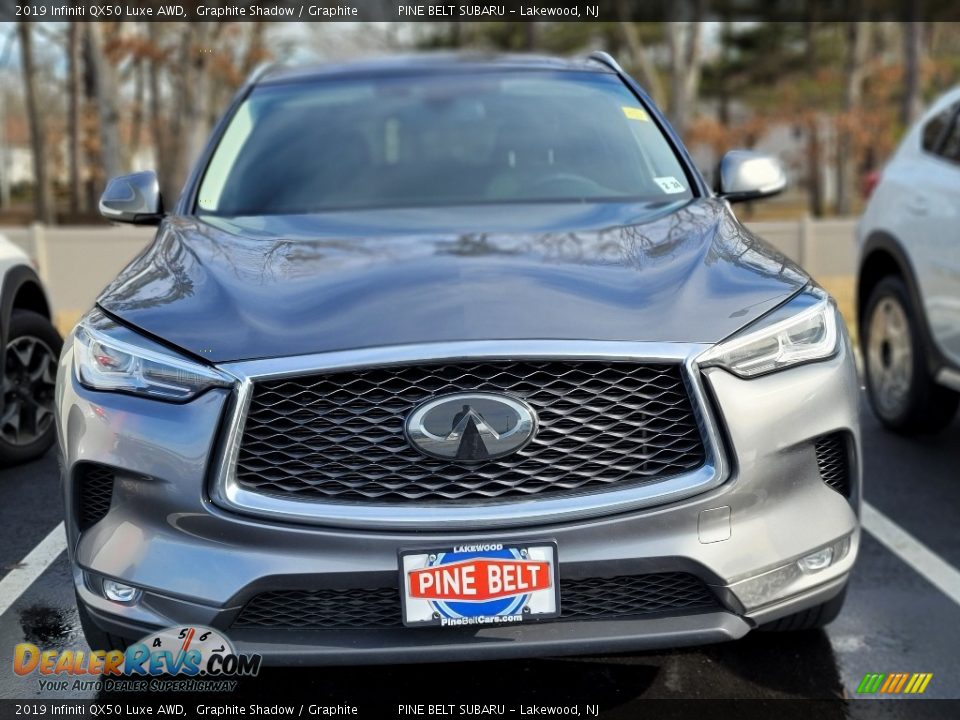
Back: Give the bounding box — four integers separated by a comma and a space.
938, 116, 960, 164
196, 71, 694, 216
921, 101, 959, 155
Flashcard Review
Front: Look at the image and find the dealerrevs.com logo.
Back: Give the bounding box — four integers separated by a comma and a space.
13, 626, 261, 693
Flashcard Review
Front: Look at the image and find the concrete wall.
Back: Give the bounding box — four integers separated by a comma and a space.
1, 225, 155, 329
749, 217, 858, 280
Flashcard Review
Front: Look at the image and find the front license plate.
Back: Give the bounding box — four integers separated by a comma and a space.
400, 543, 560, 628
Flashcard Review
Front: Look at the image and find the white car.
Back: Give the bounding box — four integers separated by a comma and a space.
0, 233, 61, 463
857, 87, 960, 433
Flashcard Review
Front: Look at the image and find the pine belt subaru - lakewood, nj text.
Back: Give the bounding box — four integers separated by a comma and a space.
55, 52, 861, 664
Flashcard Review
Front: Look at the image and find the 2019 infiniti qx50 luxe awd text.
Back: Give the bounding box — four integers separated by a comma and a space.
56, 52, 861, 663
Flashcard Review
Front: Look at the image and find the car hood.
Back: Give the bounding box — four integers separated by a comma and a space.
97, 199, 808, 363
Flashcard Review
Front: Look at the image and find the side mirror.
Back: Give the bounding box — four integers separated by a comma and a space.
99, 171, 164, 225
717, 151, 787, 203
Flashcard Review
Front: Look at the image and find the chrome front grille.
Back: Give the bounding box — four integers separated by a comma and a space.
233, 360, 706, 504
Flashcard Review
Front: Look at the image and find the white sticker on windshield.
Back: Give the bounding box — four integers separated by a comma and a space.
654, 176, 686, 194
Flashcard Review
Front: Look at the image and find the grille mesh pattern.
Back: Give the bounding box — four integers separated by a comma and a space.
557, 574, 718, 618
232, 573, 719, 630
235, 361, 706, 503
77, 465, 114, 530
814, 433, 851, 497
235, 588, 402, 630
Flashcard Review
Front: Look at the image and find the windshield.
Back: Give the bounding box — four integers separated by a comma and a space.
196, 70, 694, 216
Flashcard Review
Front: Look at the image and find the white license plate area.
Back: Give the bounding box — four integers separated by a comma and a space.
400, 543, 559, 628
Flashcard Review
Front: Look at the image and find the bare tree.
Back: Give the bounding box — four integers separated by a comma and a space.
902, 21, 925, 127
836, 21, 870, 215
802, 14, 824, 216
1, 27, 18, 209
616, 1, 664, 106
716, 19, 733, 126
146, 22, 220, 203
181, 23, 211, 172
665, 1, 705, 135
521, 22, 537, 50
178, 23, 224, 200
145, 22, 224, 205
0, 90, 8, 210
67, 22, 84, 214
240, 22, 267, 77
131, 23, 273, 203
86, 23, 123, 183
17, 22, 54, 225
148, 23, 175, 203
129, 56, 145, 166
805, 18, 818, 68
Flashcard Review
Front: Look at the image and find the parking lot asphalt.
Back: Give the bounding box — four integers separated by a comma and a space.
0, 403, 957, 715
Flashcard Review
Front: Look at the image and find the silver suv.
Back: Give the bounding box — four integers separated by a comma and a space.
858, 86, 960, 434
57, 54, 860, 663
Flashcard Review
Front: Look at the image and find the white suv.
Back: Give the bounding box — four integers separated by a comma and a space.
0, 232, 61, 463
857, 87, 960, 433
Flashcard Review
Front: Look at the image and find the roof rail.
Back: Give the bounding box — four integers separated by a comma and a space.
587, 51, 624, 74
243, 61, 283, 89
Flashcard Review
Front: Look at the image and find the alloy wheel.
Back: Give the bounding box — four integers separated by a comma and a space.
866, 296, 914, 420
1, 335, 58, 447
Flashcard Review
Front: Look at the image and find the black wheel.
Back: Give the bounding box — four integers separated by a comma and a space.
862, 276, 958, 434
75, 593, 134, 652
0, 310, 62, 464
759, 586, 847, 632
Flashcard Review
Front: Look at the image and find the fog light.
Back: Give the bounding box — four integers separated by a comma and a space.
733, 533, 855, 611
103, 580, 140, 603
798, 547, 835, 573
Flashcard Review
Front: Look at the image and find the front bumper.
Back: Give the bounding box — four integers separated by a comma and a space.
57, 336, 861, 664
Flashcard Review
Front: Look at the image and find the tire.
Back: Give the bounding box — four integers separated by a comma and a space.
862, 276, 959, 434
759, 586, 847, 632
75, 593, 135, 652
0, 310, 62, 464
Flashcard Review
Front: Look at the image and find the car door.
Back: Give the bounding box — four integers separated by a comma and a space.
915, 106, 960, 366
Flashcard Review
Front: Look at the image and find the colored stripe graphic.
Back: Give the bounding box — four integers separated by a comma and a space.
857, 672, 932, 694
857, 674, 885, 693
880, 674, 897, 693
912, 674, 933, 694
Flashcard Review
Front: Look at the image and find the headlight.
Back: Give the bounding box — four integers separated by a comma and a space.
73, 309, 231, 401
698, 288, 840, 378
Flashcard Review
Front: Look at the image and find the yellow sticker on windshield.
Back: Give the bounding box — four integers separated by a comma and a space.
622, 106, 650, 121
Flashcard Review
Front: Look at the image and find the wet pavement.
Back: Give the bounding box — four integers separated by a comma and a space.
0, 405, 958, 714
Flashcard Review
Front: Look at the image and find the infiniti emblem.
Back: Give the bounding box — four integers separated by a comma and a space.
405, 392, 538, 462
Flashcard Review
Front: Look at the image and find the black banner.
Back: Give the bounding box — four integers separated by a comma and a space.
2, 699, 960, 720
3, 0, 960, 23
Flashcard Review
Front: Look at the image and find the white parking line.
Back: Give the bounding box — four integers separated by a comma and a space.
0, 522, 66, 617
862, 501, 960, 607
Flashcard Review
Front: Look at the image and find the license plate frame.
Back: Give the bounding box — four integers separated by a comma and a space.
399, 542, 560, 628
